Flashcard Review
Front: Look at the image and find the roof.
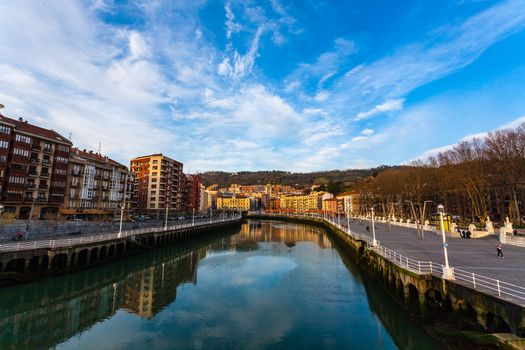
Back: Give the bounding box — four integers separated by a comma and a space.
336, 192, 354, 197
130, 153, 183, 166
71, 147, 127, 169
0, 113, 72, 145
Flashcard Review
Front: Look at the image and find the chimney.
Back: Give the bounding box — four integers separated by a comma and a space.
18, 117, 23, 122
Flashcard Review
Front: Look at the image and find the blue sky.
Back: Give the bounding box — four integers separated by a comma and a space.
1, 0, 525, 172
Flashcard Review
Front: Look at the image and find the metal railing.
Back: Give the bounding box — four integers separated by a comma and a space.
253, 211, 525, 306
0, 215, 242, 253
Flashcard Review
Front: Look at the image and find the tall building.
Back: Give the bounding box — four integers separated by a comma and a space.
61, 148, 130, 220
0, 114, 72, 219
130, 154, 183, 213
216, 194, 253, 211
185, 174, 202, 214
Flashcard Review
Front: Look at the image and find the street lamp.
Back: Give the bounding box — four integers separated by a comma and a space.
438, 204, 455, 280
164, 202, 169, 230
371, 206, 377, 246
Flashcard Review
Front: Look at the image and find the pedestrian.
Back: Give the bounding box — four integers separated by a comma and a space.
497, 244, 504, 258
466, 230, 471, 239
366, 225, 370, 232
461, 230, 465, 239
513, 229, 518, 237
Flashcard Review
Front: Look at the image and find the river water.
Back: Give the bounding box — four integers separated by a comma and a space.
0, 220, 441, 350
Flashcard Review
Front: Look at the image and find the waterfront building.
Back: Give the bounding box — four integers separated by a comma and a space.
279, 192, 325, 211
216, 194, 252, 211
185, 174, 202, 214
336, 192, 354, 215
322, 198, 338, 213
0, 114, 72, 219
130, 154, 183, 213
60, 148, 130, 220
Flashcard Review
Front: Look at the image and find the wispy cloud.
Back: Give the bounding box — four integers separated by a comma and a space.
354, 98, 405, 121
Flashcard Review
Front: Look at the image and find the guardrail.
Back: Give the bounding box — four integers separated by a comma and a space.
0, 215, 242, 253
252, 212, 525, 306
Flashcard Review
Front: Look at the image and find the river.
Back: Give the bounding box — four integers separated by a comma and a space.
0, 220, 441, 349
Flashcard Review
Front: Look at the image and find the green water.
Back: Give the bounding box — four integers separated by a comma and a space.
0, 220, 441, 349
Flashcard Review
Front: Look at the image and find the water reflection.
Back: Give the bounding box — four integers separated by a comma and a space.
0, 220, 440, 350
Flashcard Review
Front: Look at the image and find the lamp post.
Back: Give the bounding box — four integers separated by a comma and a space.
118, 174, 128, 238
346, 212, 350, 234
164, 202, 169, 230
438, 204, 455, 280
25, 197, 36, 239
192, 207, 195, 226
371, 206, 377, 246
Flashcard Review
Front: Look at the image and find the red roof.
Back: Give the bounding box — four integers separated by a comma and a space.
0, 113, 72, 145
71, 147, 127, 169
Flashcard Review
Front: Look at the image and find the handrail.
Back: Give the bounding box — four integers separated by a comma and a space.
0, 215, 242, 253
253, 212, 525, 306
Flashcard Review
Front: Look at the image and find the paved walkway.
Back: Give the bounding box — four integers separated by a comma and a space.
342, 217, 525, 286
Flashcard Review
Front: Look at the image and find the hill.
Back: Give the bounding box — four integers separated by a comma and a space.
199, 167, 390, 193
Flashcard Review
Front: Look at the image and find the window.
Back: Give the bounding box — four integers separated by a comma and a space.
54, 168, 67, 176
57, 144, 69, 152
55, 156, 68, 163
0, 140, 8, 148
13, 148, 29, 157
151, 178, 157, 183
0, 155, 6, 163
150, 197, 156, 202
152, 172, 157, 176
9, 176, 25, 184
152, 166, 158, 170
151, 191, 156, 195
0, 125, 10, 134
151, 184, 157, 189
152, 160, 158, 164
15, 134, 31, 143
150, 204, 155, 208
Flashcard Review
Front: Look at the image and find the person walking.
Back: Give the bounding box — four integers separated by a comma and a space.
497, 244, 504, 258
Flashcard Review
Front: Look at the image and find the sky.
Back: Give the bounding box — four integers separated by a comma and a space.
1, 0, 525, 172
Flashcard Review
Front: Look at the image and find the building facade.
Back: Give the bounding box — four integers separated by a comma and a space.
184, 174, 202, 214
130, 154, 183, 213
0, 114, 72, 219
216, 195, 252, 211
61, 148, 130, 220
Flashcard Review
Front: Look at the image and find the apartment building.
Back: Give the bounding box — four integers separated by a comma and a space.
216, 194, 252, 211
130, 154, 183, 213
0, 114, 72, 219
185, 174, 202, 214
61, 148, 130, 220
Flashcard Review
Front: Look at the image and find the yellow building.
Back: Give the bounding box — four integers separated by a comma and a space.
217, 195, 252, 211
280, 192, 323, 211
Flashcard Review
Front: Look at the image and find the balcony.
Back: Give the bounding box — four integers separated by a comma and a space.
30, 158, 40, 164
26, 183, 36, 189
40, 172, 50, 178
28, 171, 38, 177
37, 197, 47, 203
41, 159, 51, 165
24, 197, 34, 203
43, 147, 52, 154
38, 184, 48, 190
31, 143, 41, 151
71, 170, 81, 176
71, 183, 79, 188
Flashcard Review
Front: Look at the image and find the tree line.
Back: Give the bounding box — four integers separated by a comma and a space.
352, 123, 525, 227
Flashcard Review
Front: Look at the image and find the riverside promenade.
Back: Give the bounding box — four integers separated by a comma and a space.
0, 215, 242, 277
250, 212, 525, 309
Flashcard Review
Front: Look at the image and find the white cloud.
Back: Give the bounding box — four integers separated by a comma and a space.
361, 128, 374, 136
354, 98, 405, 121
225, 2, 242, 39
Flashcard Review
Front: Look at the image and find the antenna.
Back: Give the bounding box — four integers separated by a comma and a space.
97, 142, 102, 154
68, 131, 72, 141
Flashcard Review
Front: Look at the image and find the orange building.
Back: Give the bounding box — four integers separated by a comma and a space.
322, 198, 338, 213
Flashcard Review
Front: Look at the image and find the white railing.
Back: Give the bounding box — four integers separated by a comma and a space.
253, 212, 525, 306
0, 215, 242, 253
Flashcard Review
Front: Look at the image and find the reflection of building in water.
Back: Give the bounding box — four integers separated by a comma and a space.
0, 248, 204, 349
122, 252, 200, 319
230, 221, 332, 249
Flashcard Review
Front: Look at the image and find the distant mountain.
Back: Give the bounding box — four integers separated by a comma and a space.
199, 167, 391, 192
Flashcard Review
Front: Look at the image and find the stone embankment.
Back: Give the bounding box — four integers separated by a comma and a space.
247, 212, 525, 346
